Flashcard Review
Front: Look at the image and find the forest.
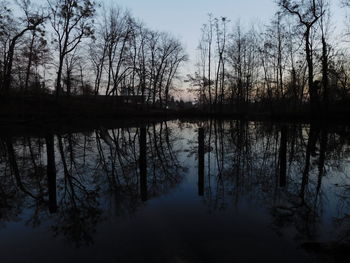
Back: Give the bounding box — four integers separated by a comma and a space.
1, 0, 350, 119
189, 0, 350, 117
0, 0, 187, 118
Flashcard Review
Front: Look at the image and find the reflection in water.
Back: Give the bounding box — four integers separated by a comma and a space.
198, 127, 205, 196
139, 127, 147, 201
46, 133, 57, 213
0, 120, 350, 262
279, 125, 287, 188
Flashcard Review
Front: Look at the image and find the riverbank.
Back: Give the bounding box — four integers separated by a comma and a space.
1, 95, 350, 128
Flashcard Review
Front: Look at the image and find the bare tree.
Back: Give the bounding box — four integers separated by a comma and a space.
278, 0, 325, 113
0, 0, 45, 94
318, 0, 331, 110
48, 0, 95, 97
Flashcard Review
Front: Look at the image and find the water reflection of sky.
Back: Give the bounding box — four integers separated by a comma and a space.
0, 120, 349, 262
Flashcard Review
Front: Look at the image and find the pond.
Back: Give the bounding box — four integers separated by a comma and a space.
0, 119, 350, 262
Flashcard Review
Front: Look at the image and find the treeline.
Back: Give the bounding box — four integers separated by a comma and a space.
0, 0, 187, 107
189, 0, 350, 115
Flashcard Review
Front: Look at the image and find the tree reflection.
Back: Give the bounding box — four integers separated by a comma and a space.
0, 120, 350, 255
46, 133, 57, 213
192, 120, 350, 253
139, 127, 148, 201
198, 127, 205, 196
0, 121, 185, 246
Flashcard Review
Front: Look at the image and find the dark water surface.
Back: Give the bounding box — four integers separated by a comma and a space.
1, 120, 350, 262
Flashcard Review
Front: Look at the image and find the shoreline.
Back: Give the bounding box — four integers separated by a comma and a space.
1, 96, 350, 134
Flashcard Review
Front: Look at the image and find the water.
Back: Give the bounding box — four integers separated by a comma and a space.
0, 119, 350, 262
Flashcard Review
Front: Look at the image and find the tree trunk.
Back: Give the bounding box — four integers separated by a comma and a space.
305, 28, 319, 114
321, 34, 329, 111
24, 34, 35, 93
56, 55, 64, 97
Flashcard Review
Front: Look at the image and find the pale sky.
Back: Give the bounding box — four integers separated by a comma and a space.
31, 0, 346, 66
32, 0, 278, 65
30, 0, 347, 100
110, 0, 345, 73
112, 0, 278, 69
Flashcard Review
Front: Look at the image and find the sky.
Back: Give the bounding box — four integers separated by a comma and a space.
110, 0, 279, 99
112, 0, 278, 69
111, 0, 345, 76
31, 0, 347, 64
109, 0, 346, 100
32, 0, 282, 71
31, 0, 347, 99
